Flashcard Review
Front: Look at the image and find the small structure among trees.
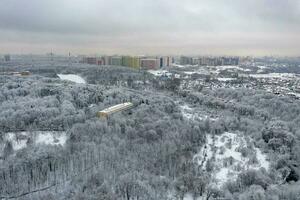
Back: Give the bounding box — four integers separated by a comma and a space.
97, 102, 133, 119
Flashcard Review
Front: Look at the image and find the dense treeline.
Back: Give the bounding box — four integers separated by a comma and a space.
0, 74, 206, 199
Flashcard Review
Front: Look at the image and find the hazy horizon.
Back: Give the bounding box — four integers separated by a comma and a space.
1, 0, 300, 56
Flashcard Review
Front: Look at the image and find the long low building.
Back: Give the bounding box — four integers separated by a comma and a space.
97, 102, 133, 118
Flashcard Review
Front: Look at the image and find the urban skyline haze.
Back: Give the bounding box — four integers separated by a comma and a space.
0, 0, 299, 56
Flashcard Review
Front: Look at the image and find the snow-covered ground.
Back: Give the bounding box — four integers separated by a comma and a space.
179, 104, 218, 121
208, 65, 252, 74
173, 64, 200, 68
217, 78, 237, 82
241, 73, 296, 79
57, 74, 86, 84
182, 65, 250, 76
184, 69, 210, 75
35, 132, 67, 146
172, 64, 187, 68
147, 70, 172, 77
194, 132, 269, 187
215, 65, 250, 71
2, 131, 67, 153
5, 132, 28, 151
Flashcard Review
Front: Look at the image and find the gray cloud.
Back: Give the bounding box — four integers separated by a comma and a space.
0, 0, 299, 55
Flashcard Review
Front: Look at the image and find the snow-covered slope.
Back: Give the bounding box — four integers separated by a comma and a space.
194, 132, 269, 187
57, 74, 86, 84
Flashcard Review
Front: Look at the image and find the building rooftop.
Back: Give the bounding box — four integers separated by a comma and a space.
100, 102, 133, 115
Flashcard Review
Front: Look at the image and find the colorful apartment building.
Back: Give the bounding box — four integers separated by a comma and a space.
81, 55, 173, 70
140, 58, 160, 70
122, 56, 140, 69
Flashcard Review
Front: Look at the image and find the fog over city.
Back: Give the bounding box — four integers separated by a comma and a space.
0, 0, 300, 55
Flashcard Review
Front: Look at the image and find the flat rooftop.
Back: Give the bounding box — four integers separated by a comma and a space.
100, 102, 133, 114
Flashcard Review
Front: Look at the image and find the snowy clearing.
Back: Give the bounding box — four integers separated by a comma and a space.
3, 131, 67, 152
194, 132, 269, 187
57, 74, 86, 84
5, 132, 28, 151
35, 132, 67, 146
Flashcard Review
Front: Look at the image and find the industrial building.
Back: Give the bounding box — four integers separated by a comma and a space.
97, 102, 133, 119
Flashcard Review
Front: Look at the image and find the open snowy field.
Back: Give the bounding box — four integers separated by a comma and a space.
57, 74, 86, 84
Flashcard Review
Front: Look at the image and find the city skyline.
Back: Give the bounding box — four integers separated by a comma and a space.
0, 0, 299, 56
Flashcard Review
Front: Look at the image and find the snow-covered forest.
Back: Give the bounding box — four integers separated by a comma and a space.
0, 61, 300, 200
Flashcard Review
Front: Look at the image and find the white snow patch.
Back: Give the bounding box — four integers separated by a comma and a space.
257, 69, 264, 73
5, 132, 28, 151
173, 64, 187, 68
257, 66, 268, 69
35, 132, 67, 146
89, 104, 96, 108
183, 193, 203, 200
147, 70, 172, 77
57, 74, 86, 84
242, 73, 296, 79
287, 92, 300, 98
3, 131, 67, 152
214, 65, 251, 73
217, 78, 237, 82
184, 69, 210, 75
174, 74, 181, 78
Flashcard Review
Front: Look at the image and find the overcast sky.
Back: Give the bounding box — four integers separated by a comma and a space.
0, 0, 299, 56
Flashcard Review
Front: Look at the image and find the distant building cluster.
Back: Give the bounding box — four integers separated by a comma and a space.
4, 54, 10, 62
1, 71, 30, 76
180, 56, 239, 66
81, 55, 173, 70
